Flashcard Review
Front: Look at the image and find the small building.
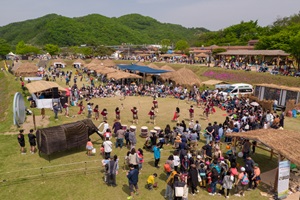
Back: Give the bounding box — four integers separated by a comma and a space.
254, 83, 300, 106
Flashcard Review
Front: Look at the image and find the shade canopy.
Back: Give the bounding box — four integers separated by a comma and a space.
107, 71, 142, 80
117, 64, 170, 75
226, 129, 300, 167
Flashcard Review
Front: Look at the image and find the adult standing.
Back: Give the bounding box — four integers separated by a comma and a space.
148, 107, 156, 124
106, 155, 119, 187
172, 107, 180, 122
127, 164, 139, 200
205, 123, 214, 144
116, 126, 125, 149
28, 129, 36, 154
128, 148, 139, 170
189, 164, 199, 195
193, 120, 201, 141
279, 109, 285, 128
189, 105, 194, 121
87, 102, 92, 118
128, 129, 137, 149
101, 108, 108, 121
245, 155, 255, 189
17, 129, 26, 154
112, 119, 122, 137
103, 137, 113, 159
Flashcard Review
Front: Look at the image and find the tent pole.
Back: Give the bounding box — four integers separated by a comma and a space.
274, 154, 281, 192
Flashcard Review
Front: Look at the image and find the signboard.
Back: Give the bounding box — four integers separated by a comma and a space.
278, 160, 290, 199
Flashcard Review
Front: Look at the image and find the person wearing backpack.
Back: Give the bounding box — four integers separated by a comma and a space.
164, 155, 174, 177
234, 167, 249, 197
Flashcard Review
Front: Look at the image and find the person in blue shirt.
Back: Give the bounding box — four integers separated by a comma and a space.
153, 143, 161, 168
127, 164, 139, 199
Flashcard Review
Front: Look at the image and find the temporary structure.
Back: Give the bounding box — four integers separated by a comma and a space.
36, 119, 100, 155
73, 58, 86, 68
148, 63, 160, 69
26, 81, 65, 94
226, 129, 300, 166
95, 67, 117, 75
164, 67, 201, 86
102, 59, 115, 67
107, 70, 142, 80
14, 62, 38, 77
160, 65, 175, 72
50, 59, 66, 68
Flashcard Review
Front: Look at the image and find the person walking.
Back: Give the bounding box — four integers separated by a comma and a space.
53, 103, 60, 120
153, 97, 158, 113
127, 164, 139, 200
103, 137, 113, 159
101, 108, 108, 121
93, 105, 99, 121
148, 107, 156, 124
115, 107, 121, 120
28, 129, 36, 154
188, 164, 199, 195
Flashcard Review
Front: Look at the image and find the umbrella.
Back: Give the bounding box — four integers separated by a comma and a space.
250, 102, 259, 106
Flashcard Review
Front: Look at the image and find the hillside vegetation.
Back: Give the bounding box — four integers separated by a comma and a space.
0, 13, 208, 46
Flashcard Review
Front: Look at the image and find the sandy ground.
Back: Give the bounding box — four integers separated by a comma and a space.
4, 115, 50, 135
261, 168, 300, 200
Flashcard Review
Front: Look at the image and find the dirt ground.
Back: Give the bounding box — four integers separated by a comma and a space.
4, 115, 50, 135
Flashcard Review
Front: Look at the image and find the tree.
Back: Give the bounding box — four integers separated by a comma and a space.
15, 41, 40, 55
289, 32, 300, 69
44, 44, 60, 56
160, 39, 171, 54
175, 40, 189, 53
0, 38, 10, 56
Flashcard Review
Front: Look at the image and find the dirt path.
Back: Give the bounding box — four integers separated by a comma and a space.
3, 115, 50, 135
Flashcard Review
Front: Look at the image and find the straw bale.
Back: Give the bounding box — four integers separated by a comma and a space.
226, 129, 300, 166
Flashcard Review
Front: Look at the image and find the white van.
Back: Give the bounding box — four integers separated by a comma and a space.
220, 83, 253, 97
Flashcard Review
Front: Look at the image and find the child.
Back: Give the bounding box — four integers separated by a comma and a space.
101, 108, 108, 121
221, 171, 234, 198
147, 173, 158, 190
100, 145, 105, 158
137, 148, 144, 171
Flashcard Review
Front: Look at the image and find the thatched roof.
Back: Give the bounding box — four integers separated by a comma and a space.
101, 59, 115, 67
26, 81, 66, 94
255, 83, 300, 93
226, 129, 300, 166
89, 59, 103, 65
160, 65, 175, 72
14, 62, 38, 76
160, 70, 178, 80
148, 63, 160, 69
11, 61, 22, 71
217, 50, 289, 56
195, 53, 208, 58
202, 79, 228, 86
172, 67, 201, 86
107, 71, 142, 80
95, 67, 117, 75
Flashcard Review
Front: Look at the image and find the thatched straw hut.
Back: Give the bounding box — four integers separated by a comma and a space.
136, 61, 146, 66
50, 58, 66, 65
226, 129, 300, 166
160, 65, 175, 72
148, 63, 160, 69
102, 59, 115, 67
95, 67, 117, 75
73, 58, 86, 68
107, 71, 142, 80
173, 67, 201, 86
14, 62, 38, 77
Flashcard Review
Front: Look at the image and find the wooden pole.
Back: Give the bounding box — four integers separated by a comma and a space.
33, 112, 36, 130
274, 154, 281, 192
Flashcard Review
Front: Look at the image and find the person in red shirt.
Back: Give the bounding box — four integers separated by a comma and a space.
172, 107, 180, 122
78, 101, 84, 115
94, 105, 99, 121
148, 107, 156, 124
189, 105, 194, 121
115, 107, 120, 121
101, 108, 108, 121
131, 107, 138, 124
153, 97, 158, 113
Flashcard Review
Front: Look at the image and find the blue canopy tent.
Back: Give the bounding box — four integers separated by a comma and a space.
117, 64, 171, 84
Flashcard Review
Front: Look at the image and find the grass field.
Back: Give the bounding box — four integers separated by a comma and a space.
0, 60, 299, 200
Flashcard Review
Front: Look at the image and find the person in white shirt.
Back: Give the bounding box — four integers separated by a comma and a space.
103, 137, 113, 159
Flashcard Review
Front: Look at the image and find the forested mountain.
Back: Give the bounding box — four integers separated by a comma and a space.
0, 13, 209, 46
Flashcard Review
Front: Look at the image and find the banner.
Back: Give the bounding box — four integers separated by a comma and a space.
278, 160, 290, 199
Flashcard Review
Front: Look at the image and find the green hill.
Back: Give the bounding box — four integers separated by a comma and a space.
0, 13, 209, 46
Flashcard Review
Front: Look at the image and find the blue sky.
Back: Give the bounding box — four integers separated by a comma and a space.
1, 0, 300, 31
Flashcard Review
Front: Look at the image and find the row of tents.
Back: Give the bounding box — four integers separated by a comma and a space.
10, 58, 203, 86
